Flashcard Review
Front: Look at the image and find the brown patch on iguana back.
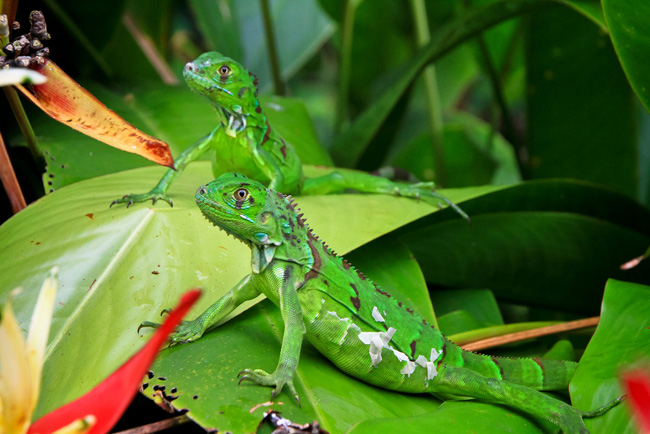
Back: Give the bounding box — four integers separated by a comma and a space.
280, 138, 288, 158
304, 228, 322, 281
349, 283, 361, 310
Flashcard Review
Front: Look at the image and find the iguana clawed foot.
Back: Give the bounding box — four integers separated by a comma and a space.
394, 181, 470, 223
110, 189, 173, 208
238, 368, 300, 405
138, 310, 207, 345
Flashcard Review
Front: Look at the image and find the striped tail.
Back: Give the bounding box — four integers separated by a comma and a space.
460, 350, 577, 391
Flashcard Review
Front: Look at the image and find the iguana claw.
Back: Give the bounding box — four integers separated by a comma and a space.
138, 316, 206, 345
238, 368, 300, 404
137, 321, 161, 334
400, 182, 470, 223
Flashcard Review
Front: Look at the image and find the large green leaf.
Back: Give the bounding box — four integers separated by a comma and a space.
392, 180, 650, 313
603, 0, 650, 113
0, 162, 468, 422
526, 5, 637, 196
560, 0, 606, 30
346, 401, 551, 434
571, 279, 650, 434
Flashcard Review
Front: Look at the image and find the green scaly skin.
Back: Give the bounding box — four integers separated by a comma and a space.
139, 172, 623, 433
111, 52, 468, 221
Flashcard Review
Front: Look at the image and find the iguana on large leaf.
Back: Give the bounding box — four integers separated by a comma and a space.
140, 172, 623, 434
111, 52, 467, 221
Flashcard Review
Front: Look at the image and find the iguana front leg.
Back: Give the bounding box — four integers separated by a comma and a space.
239, 264, 305, 403
139, 273, 261, 344
112, 126, 220, 208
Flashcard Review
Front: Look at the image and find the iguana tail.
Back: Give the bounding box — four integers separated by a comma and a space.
457, 348, 577, 391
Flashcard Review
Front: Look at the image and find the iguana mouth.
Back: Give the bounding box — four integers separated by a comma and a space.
184, 67, 233, 97
196, 188, 251, 246
199, 209, 250, 247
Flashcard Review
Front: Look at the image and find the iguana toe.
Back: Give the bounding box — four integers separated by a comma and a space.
138, 315, 206, 345
387, 182, 470, 223
237, 368, 298, 402
137, 320, 161, 334
110, 190, 173, 208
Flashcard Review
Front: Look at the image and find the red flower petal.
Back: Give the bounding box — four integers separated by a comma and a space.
623, 369, 650, 433
27, 289, 201, 434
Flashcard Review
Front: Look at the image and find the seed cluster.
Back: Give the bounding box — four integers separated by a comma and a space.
0, 11, 51, 69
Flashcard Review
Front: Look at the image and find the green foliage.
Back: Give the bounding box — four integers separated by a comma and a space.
572, 279, 650, 433
2, 0, 650, 433
527, 5, 637, 195
396, 180, 650, 313
603, 0, 650, 112
347, 401, 554, 434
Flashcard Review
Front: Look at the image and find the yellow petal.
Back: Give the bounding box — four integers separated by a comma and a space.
25, 267, 58, 415
0, 395, 5, 431
0, 289, 34, 434
51, 416, 96, 434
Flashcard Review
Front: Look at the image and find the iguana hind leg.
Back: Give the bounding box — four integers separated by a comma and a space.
430, 365, 622, 434
302, 170, 469, 222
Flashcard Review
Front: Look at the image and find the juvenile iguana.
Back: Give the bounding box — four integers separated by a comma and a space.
140, 172, 622, 434
111, 52, 467, 221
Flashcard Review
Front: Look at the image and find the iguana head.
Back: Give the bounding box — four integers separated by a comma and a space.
196, 173, 288, 272
183, 52, 260, 135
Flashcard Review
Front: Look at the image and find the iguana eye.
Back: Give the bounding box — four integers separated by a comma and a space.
234, 188, 249, 200
219, 65, 231, 76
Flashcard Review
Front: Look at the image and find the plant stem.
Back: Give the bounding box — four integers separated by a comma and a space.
461, 0, 526, 177
123, 13, 178, 85
461, 317, 600, 352
335, 0, 357, 133
409, 0, 447, 186
475, 33, 527, 178
0, 130, 26, 213
111, 414, 191, 434
4, 86, 42, 159
259, 0, 285, 95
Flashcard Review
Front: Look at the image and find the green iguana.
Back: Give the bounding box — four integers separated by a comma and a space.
140, 172, 623, 434
111, 52, 467, 221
